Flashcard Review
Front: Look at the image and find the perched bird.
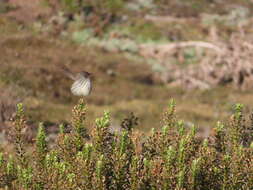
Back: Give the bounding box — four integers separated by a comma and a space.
59, 65, 92, 96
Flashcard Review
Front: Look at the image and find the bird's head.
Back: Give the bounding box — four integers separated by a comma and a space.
78, 71, 92, 79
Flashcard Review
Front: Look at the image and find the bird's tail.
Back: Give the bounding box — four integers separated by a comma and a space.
58, 64, 76, 80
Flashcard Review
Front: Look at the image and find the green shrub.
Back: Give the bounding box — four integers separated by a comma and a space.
59, 0, 125, 14
0, 99, 252, 189
47, 0, 128, 35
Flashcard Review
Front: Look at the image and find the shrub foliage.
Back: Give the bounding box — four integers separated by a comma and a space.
47, 0, 127, 35
0, 99, 252, 189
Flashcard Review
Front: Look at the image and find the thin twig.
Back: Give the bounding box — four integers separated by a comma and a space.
139, 41, 223, 54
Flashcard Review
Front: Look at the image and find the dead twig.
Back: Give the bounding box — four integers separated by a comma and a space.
145, 15, 197, 24
140, 41, 222, 54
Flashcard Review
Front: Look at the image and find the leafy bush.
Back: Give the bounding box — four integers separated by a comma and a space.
0, 99, 252, 189
46, 0, 128, 35
60, 0, 125, 14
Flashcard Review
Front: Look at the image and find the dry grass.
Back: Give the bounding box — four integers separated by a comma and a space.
1, 0, 253, 135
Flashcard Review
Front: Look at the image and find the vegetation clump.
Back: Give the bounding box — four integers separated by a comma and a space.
0, 99, 252, 189
46, 0, 128, 35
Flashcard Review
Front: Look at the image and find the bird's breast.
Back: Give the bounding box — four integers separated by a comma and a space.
71, 77, 91, 96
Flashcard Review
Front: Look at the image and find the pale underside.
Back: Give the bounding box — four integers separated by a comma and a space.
71, 77, 91, 96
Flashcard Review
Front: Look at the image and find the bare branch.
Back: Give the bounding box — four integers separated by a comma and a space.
139, 41, 223, 54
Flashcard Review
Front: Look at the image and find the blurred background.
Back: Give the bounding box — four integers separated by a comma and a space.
1, 0, 253, 140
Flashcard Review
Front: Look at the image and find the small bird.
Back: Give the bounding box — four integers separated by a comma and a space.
59, 65, 92, 96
